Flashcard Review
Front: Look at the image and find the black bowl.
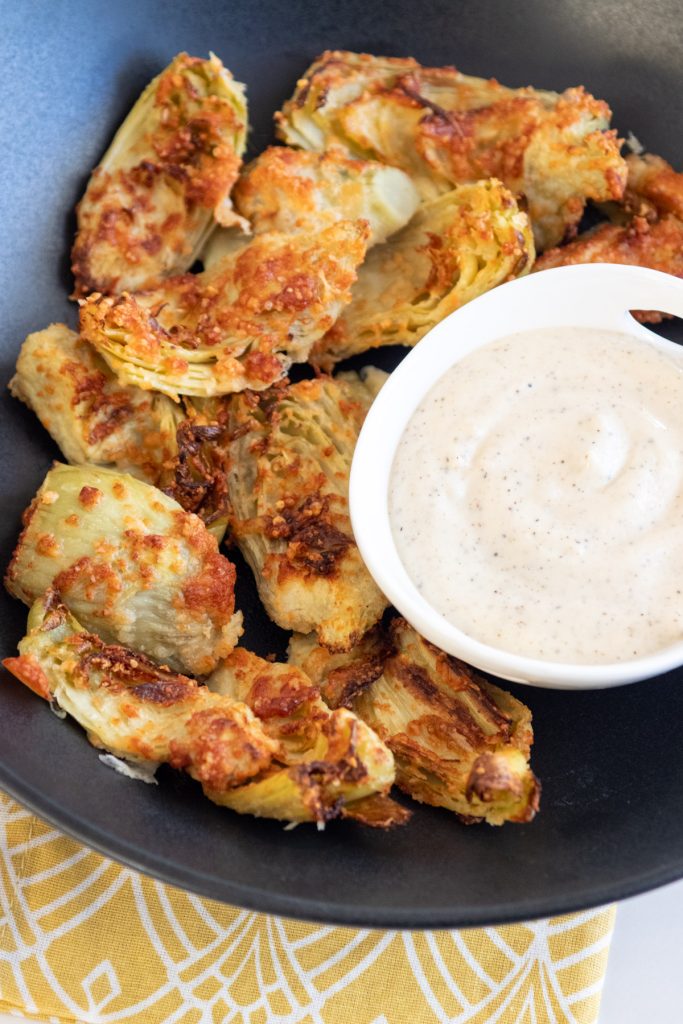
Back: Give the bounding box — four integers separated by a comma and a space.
1, 0, 682, 928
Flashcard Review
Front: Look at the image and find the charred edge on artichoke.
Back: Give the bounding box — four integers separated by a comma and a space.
264, 494, 351, 576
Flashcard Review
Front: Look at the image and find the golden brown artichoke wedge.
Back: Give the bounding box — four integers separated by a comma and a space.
535, 153, 683, 322
289, 618, 540, 825
3, 595, 402, 827
72, 52, 248, 297
276, 50, 626, 251
205, 145, 419, 255
9, 323, 183, 484
7, 323, 244, 537
79, 220, 369, 399
225, 371, 389, 651
8, 325, 235, 540
313, 180, 534, 367
5, 464, 242, 676
206, 648, 406, 825
4, 593, 274, 787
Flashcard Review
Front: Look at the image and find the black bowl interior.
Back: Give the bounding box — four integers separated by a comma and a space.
0, 0, 682, 928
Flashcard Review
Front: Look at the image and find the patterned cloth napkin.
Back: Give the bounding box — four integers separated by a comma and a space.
0, 792, 615, 1024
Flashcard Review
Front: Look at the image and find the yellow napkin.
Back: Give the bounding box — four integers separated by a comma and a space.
0, 791, 614, 1024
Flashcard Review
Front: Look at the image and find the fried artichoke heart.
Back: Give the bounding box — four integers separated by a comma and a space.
79, 220, 369, 398
535, 153, 683, 321
226, 371, 388, 650
5, 593, 274, 786
207, 648, 406, 825
223, 145, 419, 245
5, 464, 242, 676
8, 327, 234, 539
313, 180, 533, 367
276, 50, 626, 250
289, 618, 540, 825
3, 595, 401, 827
72, 52, 247, 297
9, 323, 183, 484
7, 323, 243, 537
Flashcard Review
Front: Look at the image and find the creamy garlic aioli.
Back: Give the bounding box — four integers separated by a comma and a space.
389, 326, 683, 664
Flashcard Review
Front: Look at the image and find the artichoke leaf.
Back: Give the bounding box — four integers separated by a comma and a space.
161, 411, 232, 543
620, 152, 683, 221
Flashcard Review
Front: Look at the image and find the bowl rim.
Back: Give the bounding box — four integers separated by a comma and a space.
350, 263, 683, 690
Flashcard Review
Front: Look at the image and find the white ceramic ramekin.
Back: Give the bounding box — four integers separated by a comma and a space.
350, 264, 683, 689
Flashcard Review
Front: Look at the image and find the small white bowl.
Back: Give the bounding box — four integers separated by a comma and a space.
350, 264, 683, 689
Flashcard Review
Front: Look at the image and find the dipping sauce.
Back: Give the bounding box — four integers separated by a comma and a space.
389, 326, 683, 664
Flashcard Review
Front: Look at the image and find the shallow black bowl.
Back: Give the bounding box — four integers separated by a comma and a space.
1, 0, 682, 928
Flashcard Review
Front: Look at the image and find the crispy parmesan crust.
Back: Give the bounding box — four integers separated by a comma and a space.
622, 152, 683, 221
72, 53, 247, 297
8, 324, 182, 484
264, 494, 352, 577
79, 221, 369, 398
6, 464, 242, 676
163, 420, 231, 532
536, 215, 683, 314
231, 145, 419, 245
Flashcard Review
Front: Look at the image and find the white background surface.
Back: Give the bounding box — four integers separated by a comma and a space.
599, 877, 683, 1022
0, 878, 682, 1023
